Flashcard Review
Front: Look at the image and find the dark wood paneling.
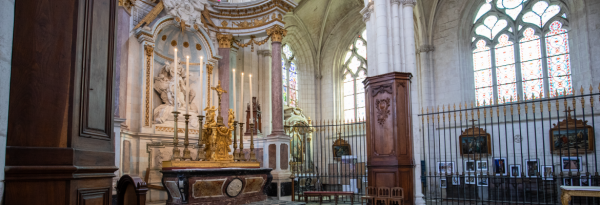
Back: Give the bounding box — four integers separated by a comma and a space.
4, 181, 68, 205
77, 188, 111, 205
364, 72, 415, 204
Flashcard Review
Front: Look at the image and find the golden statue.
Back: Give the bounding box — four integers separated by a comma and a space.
204, 106, 217, 128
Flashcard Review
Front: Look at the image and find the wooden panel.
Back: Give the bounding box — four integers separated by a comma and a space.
79, 0, 115, 139
77, 188, 111, 205
4, 181, 68, 204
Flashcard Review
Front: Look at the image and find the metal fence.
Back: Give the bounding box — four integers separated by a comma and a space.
285, 119, 367, 202
419, 88, 600, 204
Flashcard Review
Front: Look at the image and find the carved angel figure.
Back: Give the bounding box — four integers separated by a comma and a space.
204, 106, 217, 128
228, 109, 235, 129
163, 0, 210, 26
153, 61, 199, 126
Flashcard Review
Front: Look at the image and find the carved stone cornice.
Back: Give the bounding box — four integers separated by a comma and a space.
402, 0, 416, 7
360, 1, 374, 22
216, 33, 233, 48
266, 25, 287, 43
418, 45, 435, 53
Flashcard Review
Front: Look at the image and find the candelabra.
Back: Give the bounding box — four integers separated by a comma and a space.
233, 121, 239, 161
238, 122, 245, 161
249, 121, 256, 162
210, 127, 217, 161
182, 114, 192, 161
197, 115, 205, 161
172, 111, 181, 161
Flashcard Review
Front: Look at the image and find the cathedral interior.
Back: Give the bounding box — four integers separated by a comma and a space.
1, 0, 600, 204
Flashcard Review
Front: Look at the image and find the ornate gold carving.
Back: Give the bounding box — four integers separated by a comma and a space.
163, 161, 260, 169
196, 44, 202, 50
232, 16, 269, 28
134, 1, 164, 30
118, 0, 134, 12
171, 40, 177, 46
183, 42, 189, 48
266, 25, 287, 42
144, 45, 154, 127
161, 35, 167, 41
212, 81, 228, 115
216, 33, 233, 48
233, 35, 271, 52
221, 21, 228, 27
375, 98, 391, 126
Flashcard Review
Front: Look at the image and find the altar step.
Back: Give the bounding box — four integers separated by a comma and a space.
246, 199, 306, 205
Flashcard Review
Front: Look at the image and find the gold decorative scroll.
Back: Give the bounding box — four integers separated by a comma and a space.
156, 126, 200, 135
144, 45, 154, 127
134, 1, 164, 30
232, 16, 269, 28
266, 25, 287, 42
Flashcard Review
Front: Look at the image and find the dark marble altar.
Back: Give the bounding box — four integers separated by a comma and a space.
161, 168, 273, 205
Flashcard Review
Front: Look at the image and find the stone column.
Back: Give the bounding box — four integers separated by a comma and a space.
266, 25, 287, 137
391, 0, 402, 72
360, 1, 377, 76
216, 33, 233, 124
403, 0, 417, 74
374, 0, 390, 75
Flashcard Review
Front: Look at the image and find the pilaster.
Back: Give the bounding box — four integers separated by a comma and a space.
217, 33, 233, 124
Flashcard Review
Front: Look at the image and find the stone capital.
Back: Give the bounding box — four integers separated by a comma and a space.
391, 0, 401, 5
216, 33, 233, 48
266, 25, 287, 42
402, 0, 416, 7
360, 1, 374, 22
144, 44, 154, 54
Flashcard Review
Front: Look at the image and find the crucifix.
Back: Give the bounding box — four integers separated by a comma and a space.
564, 106, 574, 119
469, 119, 478, 127
211, 80, 227, 115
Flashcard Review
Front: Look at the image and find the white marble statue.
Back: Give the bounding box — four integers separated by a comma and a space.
163, 0, 210, 26
153, 60, 199, 127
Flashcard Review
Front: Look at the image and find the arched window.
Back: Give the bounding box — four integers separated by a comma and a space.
472, 0, 571, 105
343, 29, 367, 121
282, 44, 298, 107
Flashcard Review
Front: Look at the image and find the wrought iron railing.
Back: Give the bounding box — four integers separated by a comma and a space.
419, 88, 600, 204
285, 119, 367, 203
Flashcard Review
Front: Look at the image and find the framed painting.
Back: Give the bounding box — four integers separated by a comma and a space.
437, 162, 455, 174
476, 161, 488, 171
465, 160, 476, 172
541, 165, 554, 180
493, 158, 508, 176
332, 135, 351, 160
549, 113, 594, 155
525, 159, 539, 178
509, 164, 521, 178
459, 127, 492, 156
561, 156, 583, 172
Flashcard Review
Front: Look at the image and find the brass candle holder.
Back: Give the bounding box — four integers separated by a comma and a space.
172, 111, 181, 161
197, 115, 205, 161
238, 122, 245, 161
182, 114, 192, 161
249, 121, 256, 162
210, 127, 217, 161
233, 121, 239, 161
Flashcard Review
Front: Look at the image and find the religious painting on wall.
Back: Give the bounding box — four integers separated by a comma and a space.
452, 176, 460, 185
465, 175, 476, 185
550, 111, 594, 155
459, 127, 492, 156
476, 161, 488, 171
509, 165, 521, 177
525, 159, 539, 178
541, 165, 553, 180
332, 135, 351, 159
561, 156, 582, 172
465, 160, 476, 172
437, 162, 455, 174
477, 175, 488, 187
493, 158, 507, 176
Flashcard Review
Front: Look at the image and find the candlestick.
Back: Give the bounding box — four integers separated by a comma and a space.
249, 122, 256, 162
198, 56, 204, 115
249, 74, 253, 123
172, 111, 181, 161
197, 115, 205, 161
239, 122, 245, 161
233, 121, 239, 161
240, 73, 244, 122
186, 56, 190, 114
182, 114, 192, 161
174, 48, 178, 111
232, 69, 236, 120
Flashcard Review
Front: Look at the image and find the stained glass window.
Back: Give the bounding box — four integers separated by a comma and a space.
472, 0, 571, 105
282, 44, 299, 107
342, 29, 367, 121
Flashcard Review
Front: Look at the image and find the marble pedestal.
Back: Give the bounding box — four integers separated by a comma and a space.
264, 134, 292, 199
161, 168, 273, 205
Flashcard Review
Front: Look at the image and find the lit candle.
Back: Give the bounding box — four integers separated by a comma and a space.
249, 74, 253, 123
186, 56, 190, 114
198, 56, 204, 115
174, 48, 178, 111
232, 68, 236, 119
240, 72, 244, 122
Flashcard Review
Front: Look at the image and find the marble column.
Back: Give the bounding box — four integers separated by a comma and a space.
266, 25, 287, 136
216, 33, 233, 124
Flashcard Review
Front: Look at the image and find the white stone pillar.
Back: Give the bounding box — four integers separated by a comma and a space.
398, 1, 406, 72
403, 0, 417, 74
360, 1, 377, 76
391, 0, 402, 72
374, 0, 390, 75
0, 0, 15, 201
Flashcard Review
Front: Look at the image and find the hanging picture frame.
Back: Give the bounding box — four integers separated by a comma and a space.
465, 160, 476, 172
440, 178, 447, 188
476, 160, 488, 171
525, 159, 540, 178
493, 158, 508, 176
549, 111, 594, 155
541, 165, 554, 180
452, 176, 460, 185
459, 127, 492, 157
561, 156, 583, 172
476, 174, 489, 187
332, 134, 351, 161
509, 164, 521, 178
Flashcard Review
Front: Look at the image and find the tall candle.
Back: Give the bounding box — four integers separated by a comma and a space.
249, 74, 253, 123
232, 69, 236, 119
240, 73, 244, 122
198, 56, 204, 115
185, 56, 190, 114
174, 48, 178, 111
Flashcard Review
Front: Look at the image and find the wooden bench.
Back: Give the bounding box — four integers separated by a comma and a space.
304, 191, 354, 205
